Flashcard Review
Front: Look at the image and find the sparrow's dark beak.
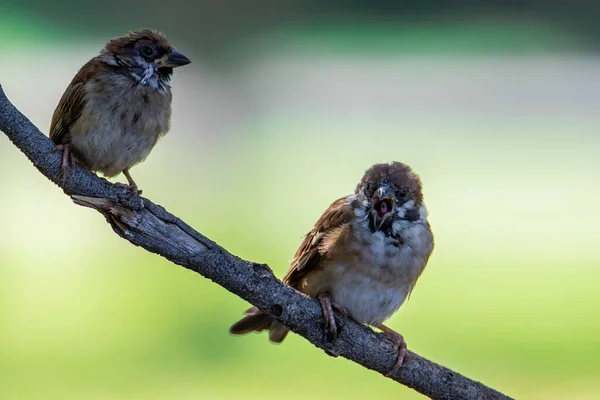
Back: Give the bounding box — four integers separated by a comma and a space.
160, 50, 191, 68
374, 186, 394, 202
371, 186, 396, 231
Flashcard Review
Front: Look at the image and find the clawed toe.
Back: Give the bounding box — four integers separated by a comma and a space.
318, 294, 338, 342
112, 182, 142, 197
119, 169, 142, 197
386, 338, 407, 376
326, 315, 337, 339
51, 144, 76, 183
376, 323, 408, 376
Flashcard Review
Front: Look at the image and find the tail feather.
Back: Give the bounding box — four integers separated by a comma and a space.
229, 306, 290, 343
267, 322, 289, 343
229, 307, 272, 334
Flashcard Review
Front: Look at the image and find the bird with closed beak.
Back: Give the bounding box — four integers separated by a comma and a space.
49, 28, 191, 195
230, 161, 434, 375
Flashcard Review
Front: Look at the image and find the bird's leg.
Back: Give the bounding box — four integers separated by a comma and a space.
376, 323, 408, 376
51, 144, 76, 183
318, 294, 338, 342
122, 169, 139, 193
113, 168, 142, 196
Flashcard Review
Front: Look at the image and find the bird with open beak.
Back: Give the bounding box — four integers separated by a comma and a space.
49, 28, 191, 196
230, 161, 434, 375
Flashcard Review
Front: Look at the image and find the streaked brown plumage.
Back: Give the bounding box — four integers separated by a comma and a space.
230, 161, 434, 374
50, 28, 191, 195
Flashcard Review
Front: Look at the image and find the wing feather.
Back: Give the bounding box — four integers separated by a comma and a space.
283, 195, 355, 288
49, 59, 103, 144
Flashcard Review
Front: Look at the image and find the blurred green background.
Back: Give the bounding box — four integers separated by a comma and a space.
1, 1, 600, 399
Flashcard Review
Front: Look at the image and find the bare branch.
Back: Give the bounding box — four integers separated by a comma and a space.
0, 85, 512, 400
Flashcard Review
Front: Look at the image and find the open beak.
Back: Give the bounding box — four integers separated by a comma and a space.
159, 49, 191, 68
371, 186, 396, 231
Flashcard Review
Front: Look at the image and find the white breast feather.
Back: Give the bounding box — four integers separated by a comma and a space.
325, 199, 432, 326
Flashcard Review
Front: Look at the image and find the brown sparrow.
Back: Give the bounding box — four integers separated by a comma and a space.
230, 162, 434, 374
49, 28, 191, 195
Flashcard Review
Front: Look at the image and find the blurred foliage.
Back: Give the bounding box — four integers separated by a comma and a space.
1, 4, 600, 399
2, 0, 600, 60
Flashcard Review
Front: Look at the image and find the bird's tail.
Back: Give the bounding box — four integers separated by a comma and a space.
229, 306, 290, 343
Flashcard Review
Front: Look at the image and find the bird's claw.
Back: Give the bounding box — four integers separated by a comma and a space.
318, 294, 338, 342
386, 336, 407, 376
112, 182, 142, 197
377, 324, 408, 376
51, 144, 76, 184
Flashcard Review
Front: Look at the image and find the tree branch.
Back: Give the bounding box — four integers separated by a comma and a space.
0, 84, 512, 400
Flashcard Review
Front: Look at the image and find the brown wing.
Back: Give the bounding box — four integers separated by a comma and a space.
49, 59, 102, 144
283, 195, 355, 289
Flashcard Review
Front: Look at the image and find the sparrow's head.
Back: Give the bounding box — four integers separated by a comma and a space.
355, 162, 425, 233
101, 28, 190, 89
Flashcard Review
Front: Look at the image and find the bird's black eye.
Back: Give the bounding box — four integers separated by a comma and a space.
140, 45, 155, 58
398, 189, 408, 198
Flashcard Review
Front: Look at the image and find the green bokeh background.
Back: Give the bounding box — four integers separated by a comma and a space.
1, 3, 599, 399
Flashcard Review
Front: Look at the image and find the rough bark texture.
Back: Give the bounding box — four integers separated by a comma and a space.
0, 84, 512, 400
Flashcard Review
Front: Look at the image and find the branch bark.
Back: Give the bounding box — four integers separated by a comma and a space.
0, 84, 512, 400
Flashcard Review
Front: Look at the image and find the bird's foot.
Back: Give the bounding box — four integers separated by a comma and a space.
115, 168, 142, 197
318, 294, 339, 342
51, 144, 76, 184
112, 182, 142, 197
376, 324, 408, 376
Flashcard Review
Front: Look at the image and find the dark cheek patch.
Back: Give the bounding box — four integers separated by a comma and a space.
405, 208, 420, 222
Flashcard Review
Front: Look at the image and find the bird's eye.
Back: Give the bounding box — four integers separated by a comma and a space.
140, 45, 154, 58
398, 189, 408, 198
